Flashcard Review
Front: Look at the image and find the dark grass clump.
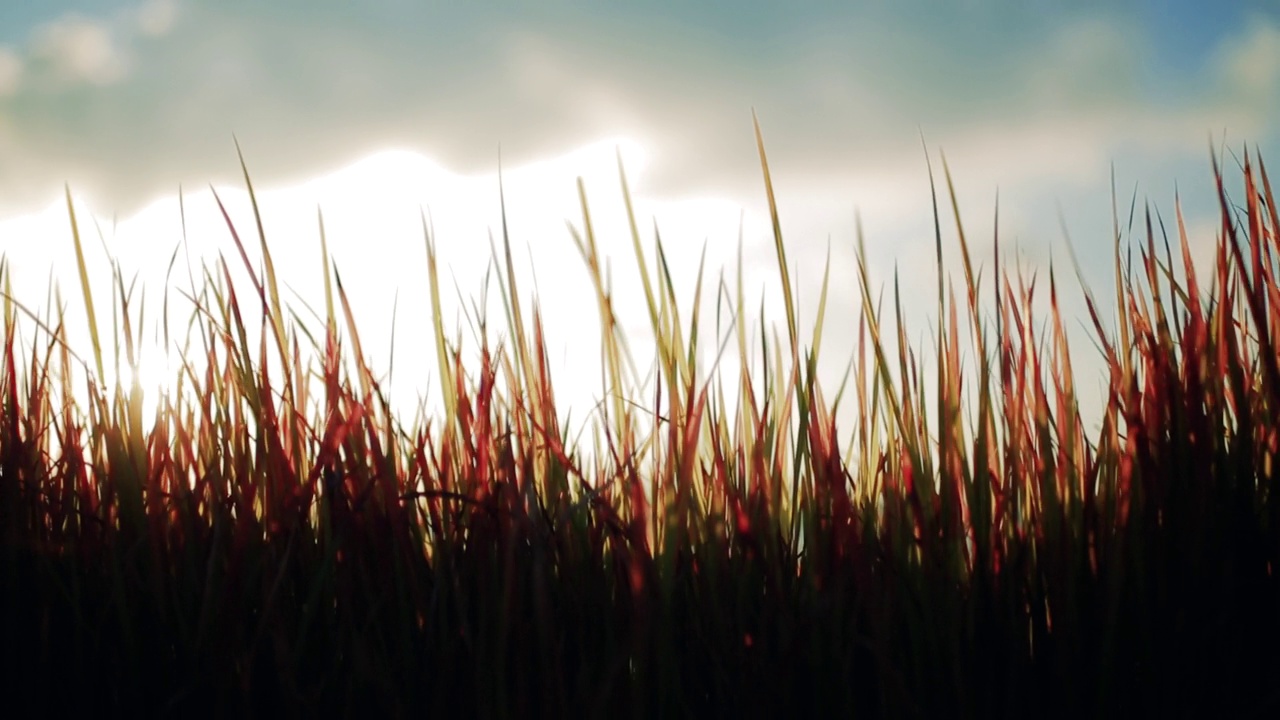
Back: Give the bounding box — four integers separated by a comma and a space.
2, 120, 1278, 718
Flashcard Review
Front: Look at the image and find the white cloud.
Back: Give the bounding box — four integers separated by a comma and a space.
135, 0, 178, 38
1021, 17, 1139, 109
11, 2, 175, 91
0, 46, 21, 96
31, 14, 129, 87
1217, 18, 1280, 105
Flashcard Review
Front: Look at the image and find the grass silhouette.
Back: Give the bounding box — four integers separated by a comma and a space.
1, 119, 1278, 718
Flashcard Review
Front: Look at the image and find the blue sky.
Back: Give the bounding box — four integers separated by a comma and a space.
0, 0, 1276, 440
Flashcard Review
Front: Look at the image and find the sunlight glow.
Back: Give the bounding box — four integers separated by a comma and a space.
1, 137, 798, 441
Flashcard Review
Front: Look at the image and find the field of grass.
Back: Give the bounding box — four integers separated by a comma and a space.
1, 118, 1278, 718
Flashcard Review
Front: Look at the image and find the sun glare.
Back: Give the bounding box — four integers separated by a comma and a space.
99, 348, 193, 423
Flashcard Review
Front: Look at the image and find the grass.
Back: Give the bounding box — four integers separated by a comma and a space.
1, 116, 1278, 718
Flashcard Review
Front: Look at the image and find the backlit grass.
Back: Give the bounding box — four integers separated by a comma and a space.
1, 118, 1278, 718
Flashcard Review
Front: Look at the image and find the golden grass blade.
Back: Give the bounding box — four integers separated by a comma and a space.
752, 110, 798, 357
234, 138, 294, 403
65, 185, 105, 383
422, 208, 458, 434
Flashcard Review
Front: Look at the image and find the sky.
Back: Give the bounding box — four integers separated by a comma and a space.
0, 0, 1276, 449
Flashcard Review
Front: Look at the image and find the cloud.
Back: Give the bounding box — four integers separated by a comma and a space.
0, 46, 21, 97
0, 3, 1274, 238
1020, 17, 1141, 111
1216, 17, 1280, 107
12, 1, 178, 92
135, 0, 179, 38
30, 14, 129, 87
